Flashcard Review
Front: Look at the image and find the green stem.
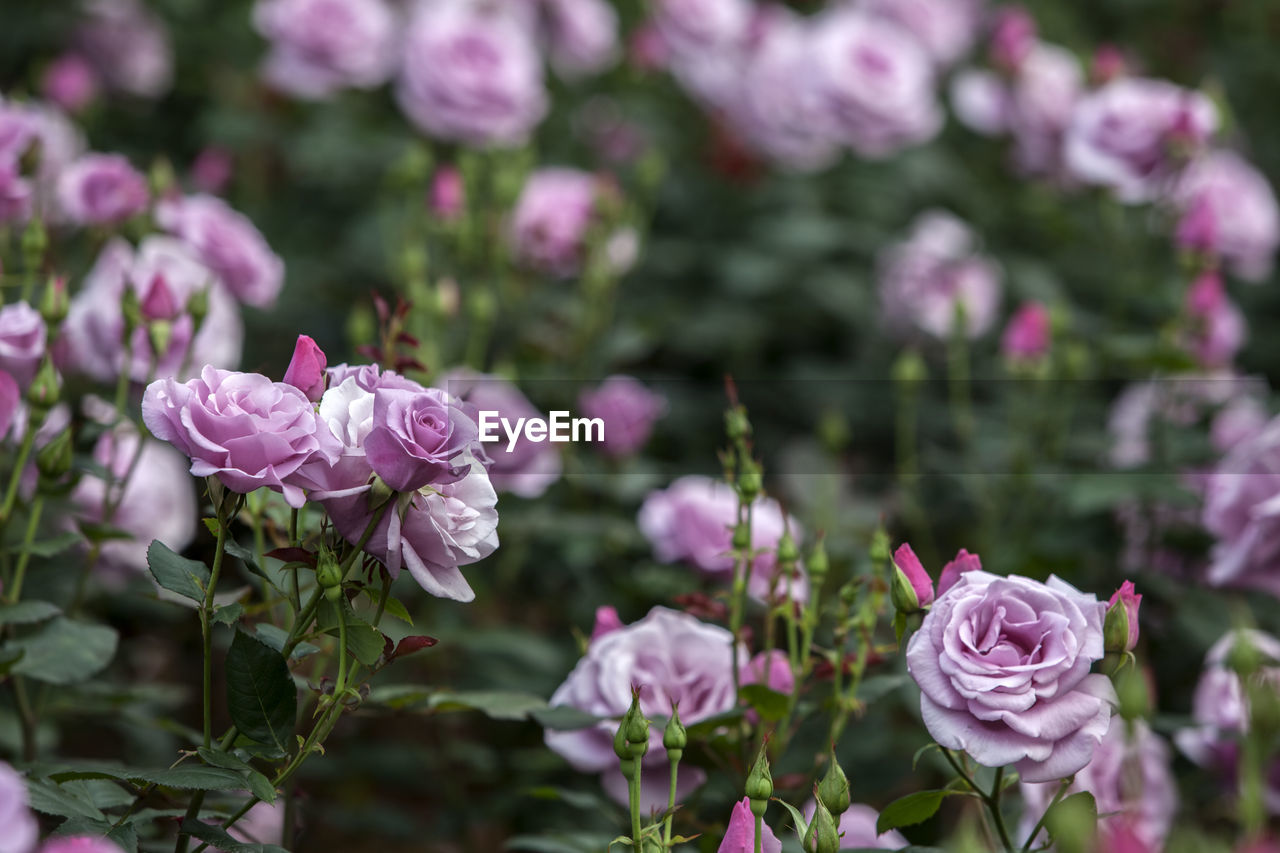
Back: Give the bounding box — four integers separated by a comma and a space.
664, 755, 679, 848
1, 425, 38, 523
628, 761, 642, 847
941, 750, 1013, 852
373, 571, 391, 628
335, 599, 349, 696
201, 511, 230, 749
754, 814, 763, 853
1020, 778, 1071, 852
13, 676, 36, 762
6, 494, 43, 604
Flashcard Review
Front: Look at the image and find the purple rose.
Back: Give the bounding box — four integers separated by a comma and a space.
226, 800, 286, 846
637, 475, 806, 602
1063, 77, 1218, 203
76, 0, 173, 98
545, 606, 742, 810
252, 0, 399, 99
906, 570, 1114, 782
651, 0, 752, 58
282, 334, 328, 401
443, 370, 562, 498
0, 162, 33, 223
64, 236, 244, 383
509, 168, 600, 278
718, 797, 781, 853
538, 0, 619, 78
800, 802, 907, 850
1183, 271, 1245, 369
862, 0, 983, 68
0, 302, 47, 388
72, 421, 198, 578
1174, 150, 1280, 282
987, 5, 1035, 71
577, 375, 666, 457
191, 147, 233, 195
0, 97, 84, 198
878, 210, 1002, 340
0, 760, 38, 853
41, 53, 100, 113
1007, 43, 1084, 177
365, 383, 478, 492
397, 0, 548, 146
155, 194, 285, 309
142, 366, 332, 508
429, 165, 465, 221
950, 70, 1009, 137
809, 9, 942, 158
1022, 718, 1177, 851
56, 153, 149, 225
1202, 414, 1280, 597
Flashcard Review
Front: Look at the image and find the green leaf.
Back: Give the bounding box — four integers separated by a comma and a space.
45, 762, 248, 790
738, 684, 789, 722
147, 540, 211, 603
6, 531, 82, 558
26, 777, 106, 821
0, 646, 23, 674
225, 630, 297, 754
9, 618, 117, 684
876, 789, 950, 834
772, 797, 810, 846
253, 624, 321, 660
195, 748, 276, 804
213, 603, 244, 626
684, 706, 745, 739
530, 705, 606, 731
223, 538, 279, 590
53, 818, 138, 853
427, 690, 549, 720
0, 600, 60, 626
524, 786, 615, 813
317, 599, 386, 667
1044, 791, 1098, 853
178, 818, 290, 853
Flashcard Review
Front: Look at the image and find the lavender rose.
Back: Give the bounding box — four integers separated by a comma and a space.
0, 760, 38, 853
509, 168, 601, 278
1063, 77, 1218, 202
41, 53, 100, 113
365, 383, 478, 492
653, 0, 753, 106
1001, 301, 1051, 361
0, 162, 33, 223
1174, 150, 1280, 283
155, 194, 285, 309
545, 606, 743, 810
861, 0, 983, 68
538, 0, 619, 78
0, 371, 19, 440
397, 0, 548, 146
905, 570, 1115, 782
1183, 271, 1245, 369
809, 9, 942, 158
56, 152, 149, 225
1202, 414, 1280, 596
577, 375, 666, 457
1007, 43, 1084, 177
252, 0, 399, 99
142, 366, 333, 508
39, 839, 125, 853
878, 210, 1002, 340
0, 301, 47, 388
76, 0, 173, 98
1021, 718, 1178, 850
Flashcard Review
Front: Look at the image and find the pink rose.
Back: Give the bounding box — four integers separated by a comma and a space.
1174, 150, 1280, 282
892, 542, 934, 608
0, 302, 47, 388
282, 334, 327, 401
937, 547, 981, 597
509, 168, 600, 278
56, 153, 149, 225
1002, 301, 1051, 361
538, 0, 620, 79
252, 0, 399, 99
365, 383, 478, 492
718, 797, 781, 853
156, 194, 285, 309
40, 54, 100, 113
76, 0, 173, 98
0, 370, 18, 440
0, 760, 38, 853
577, 375, 666, 457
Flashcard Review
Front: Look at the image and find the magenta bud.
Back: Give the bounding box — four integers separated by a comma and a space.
282, 334, 328, 402
590, 605, 623, 642
891, 542, 934, 610
429, 166, 465, 221
937, 548, 981, 597
140, 274, 179, 321
1105, 580, 1142, 653
1001, 302, 1052, 362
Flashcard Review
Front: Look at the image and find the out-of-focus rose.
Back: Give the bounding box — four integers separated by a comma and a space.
1183, 271, 1245, 369
191, 147, 233, 196
443, 370, 563, 498
1008, 43, 1084, 177
590, 605, 623, 641
906, 570, 1114, 782
1174, 150, 1280, 283
638, 474, 806, 602
429, 165, 465, 221
741, 649, 794, 696
545, 607, 743, 810
142, 366, 332, 508
878, 210, 1002, 340
0, 163, 33, 223
1202, 414, 1280, 596
810, 9, 942, 158
651, 0, 752, 58
577, 375, 666, 457
1064, 77, 1218, 203
64, 236, 244, 383
862, 0, 983, 68
0, 97, 85, 198
155, 194, 285, 309
937, 548, 981, 597
39, 839, 125, 853
0, 302, 47, 388
800, 802, 907, 850
538, 0, 619, 78
988, 5, 1035, 71
0, 760, 38, 853
41, 53, 100, 113
509, 168, 601, 278
1108, 375, 1264, 470
56, 153, 149, 225
71, 420, 197, 577
76, 0, 174, 98
1022, 718, 1177, 851
950, 69, 1009, 137
227, 800, 286, 846
252, 0, 399, 99
397, 0, 548, 146
1002, 301, 1051, 361
718, 797, 781, 853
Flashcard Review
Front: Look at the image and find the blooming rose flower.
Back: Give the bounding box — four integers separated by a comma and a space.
142, 366, 333, 508
538, 0, 619, 78
950, 69, 1009, 137
64, 236, 244, 383
638, 475, 806, 602
545, 607, 743, 810
0, 96, 85, 200
0, 302, 47, 388
1176, 629, 1280, 813
800, 802, 907, 850
1002, 301, 1051, 361
155, 194, 285, 309
1202, 414, 1280, 596
809, 9, 942, 158
1022, 718, 1177, 851
56, 153, 149, 225
577, 375, 666, 457
365, 383, 478, 492
1108, 375, 1264, 470
652, 0, 752, 58
862, 0, 983, 68
1183, 271, 1245, 369
72, 419, 198, 578
0, 760, 38, 853
442, 370, 562, 498
1174, 150, 1280, 282
1063, 77, 1218, 203
76, 0, 173, 98
1007, 43, 1084, 177
397, 0, 548, 146
719, 797, 782, 853
906, 570, 1115, 782
252, 0, 399, 99
282, 334, 327, 401
509, 168, 601, 278
878, 210, 1002, 340
41, 53, 100, 113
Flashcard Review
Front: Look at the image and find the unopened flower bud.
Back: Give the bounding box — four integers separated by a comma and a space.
36, 426, 73, 483
892, 349, 927, 386
776, 530, 799, 566
1228, 633, 1264, 680
807, 539, 829, 584
148, 319, 173, 358
890, 543, 934, 612
1104, 581, 1141, 654
725, 407, 750, 442
623, 692, 650, 759
869, 527, 890, 565
663, 703, 687, 759
806, 797, 840, 853
316, 551, 343, 602
817, 752, 850, 816
187, 287, 210, 332
282, 334, 327, 402
732, 522, 750, 551
738, 463, 761, 501
25, 358, 60, 414
745, 745, 772, 814
613, 716, 631, 761
39, 276, 68, 326
141, 274, 179, 321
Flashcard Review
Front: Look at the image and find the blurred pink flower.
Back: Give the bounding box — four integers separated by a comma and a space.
41, 53, 100, 112
1001, 301, 1051, 361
